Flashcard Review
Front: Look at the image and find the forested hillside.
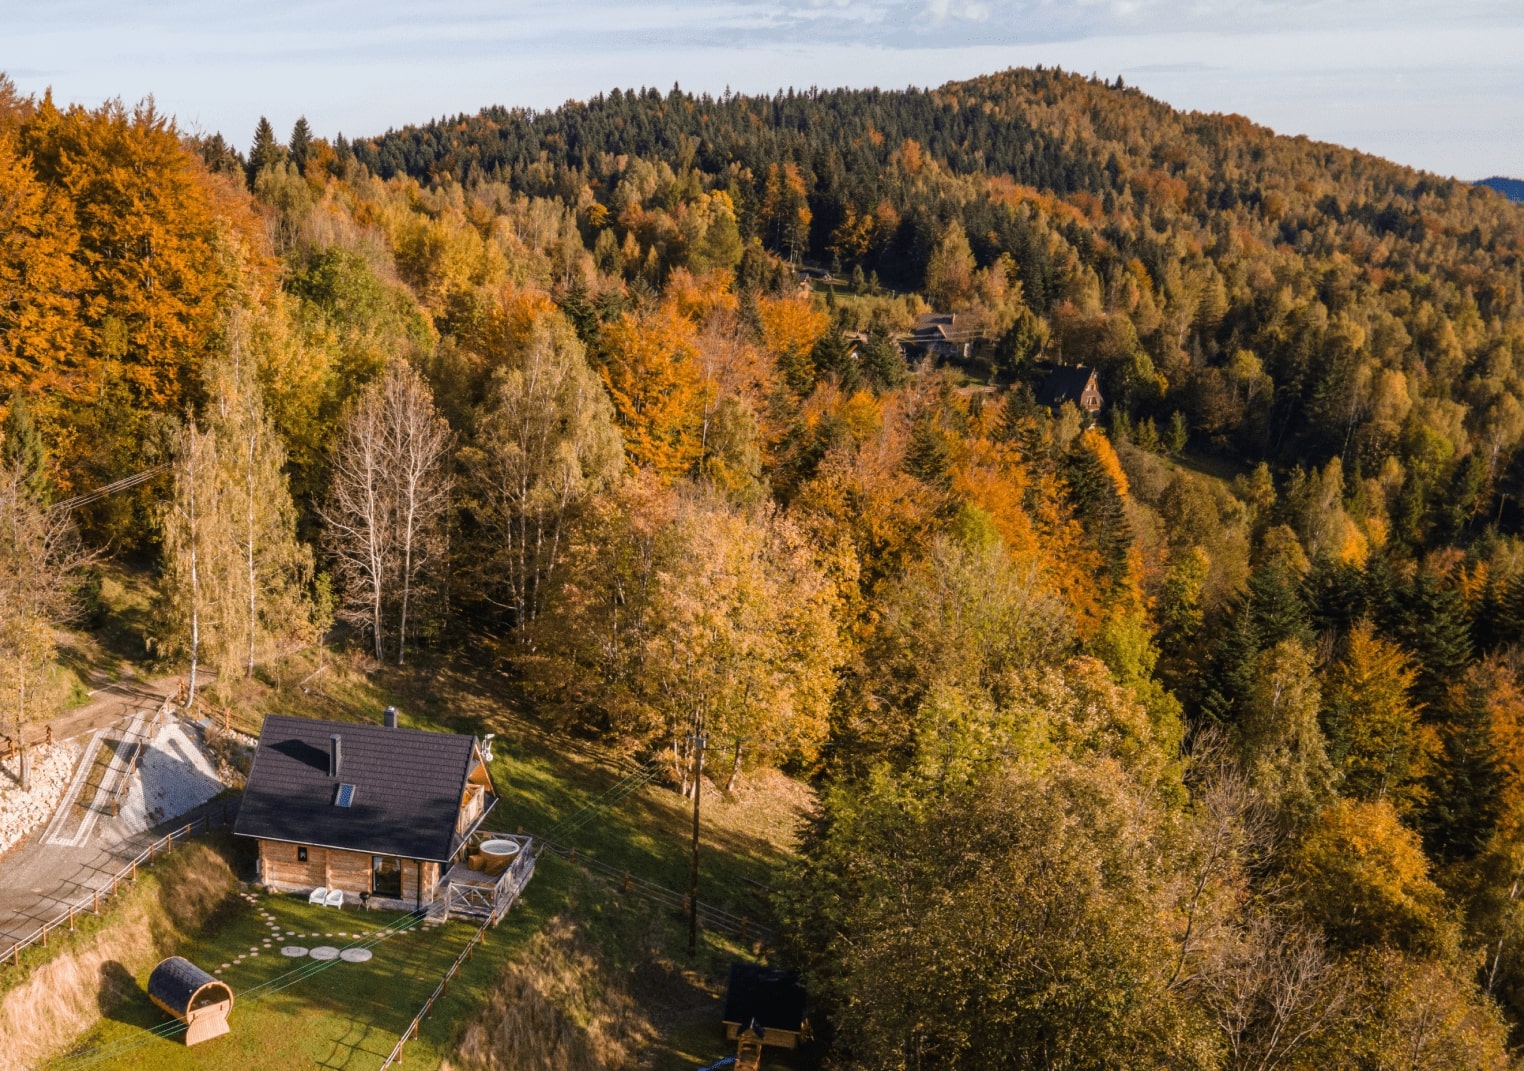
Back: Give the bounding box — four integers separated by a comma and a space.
8, 65, 1524, 1067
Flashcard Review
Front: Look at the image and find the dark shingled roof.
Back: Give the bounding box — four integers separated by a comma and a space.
149, 956, 226, 1013
722, 963, 808, 1033
233, 714, 493, 863
1036, 365, 1099, 408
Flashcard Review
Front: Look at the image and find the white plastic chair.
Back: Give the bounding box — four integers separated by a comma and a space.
324, 888, 345, 908
308, 886, 328, 905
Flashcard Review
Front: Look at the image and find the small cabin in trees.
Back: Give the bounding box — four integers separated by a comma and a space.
907, 312, 975, 362
1036, 365, 1104, 415
234, 713, 498, 909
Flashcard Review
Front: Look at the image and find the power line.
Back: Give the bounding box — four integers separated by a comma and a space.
50, 465, 168, 513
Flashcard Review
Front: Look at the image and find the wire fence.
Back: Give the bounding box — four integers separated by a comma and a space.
534, 836, 775, 945
1, 811, 221, 970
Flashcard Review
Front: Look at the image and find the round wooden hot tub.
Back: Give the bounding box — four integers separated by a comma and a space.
478, 838, 522, 876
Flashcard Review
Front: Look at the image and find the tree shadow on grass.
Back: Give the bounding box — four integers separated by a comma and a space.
97, 960, 162, 1030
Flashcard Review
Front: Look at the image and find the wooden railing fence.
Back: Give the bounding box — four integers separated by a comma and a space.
379, 902, 493, 1067
1, 812, 220, 969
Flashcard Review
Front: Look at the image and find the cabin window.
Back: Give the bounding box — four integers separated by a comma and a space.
297, 846, 307, 862
372, 856, 403, 897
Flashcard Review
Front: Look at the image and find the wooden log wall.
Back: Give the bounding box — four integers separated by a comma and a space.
257, 840, 440, 903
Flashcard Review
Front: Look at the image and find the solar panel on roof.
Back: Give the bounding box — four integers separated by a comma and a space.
335, 783, 356, 807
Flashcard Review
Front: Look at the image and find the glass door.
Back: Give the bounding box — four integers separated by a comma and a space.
372, 856, 403, 897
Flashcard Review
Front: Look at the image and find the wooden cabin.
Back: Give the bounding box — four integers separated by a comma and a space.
1036, 365, 1104, 415
722, 963, 808, 1051
233, 713, 498, 910
148, 956, 233, 1046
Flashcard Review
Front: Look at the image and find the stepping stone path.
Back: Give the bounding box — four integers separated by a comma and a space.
339, 948, 373, 963
310, 946, 340, 961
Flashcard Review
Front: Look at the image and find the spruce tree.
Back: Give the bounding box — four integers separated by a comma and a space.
288, 116, 312, 172
1425, 665, 1503, 862
861, 325, 908, 392
1, 396, 49, 501
247, 116, 284, 186
1063, 434, 1131, 589
1385, 572, 1473, 716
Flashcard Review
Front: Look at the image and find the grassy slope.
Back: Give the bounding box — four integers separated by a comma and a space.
29, 603, 816, 1070
49, 884, 555, 1071
0, 839, 237, 1071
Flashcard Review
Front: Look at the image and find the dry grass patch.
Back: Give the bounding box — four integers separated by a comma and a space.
451, 917, 657, 1071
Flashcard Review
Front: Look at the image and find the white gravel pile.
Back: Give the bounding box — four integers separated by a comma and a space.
0, 742, 81, 854
118, 721, 226, 834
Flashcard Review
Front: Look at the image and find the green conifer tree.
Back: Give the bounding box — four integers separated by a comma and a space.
247, 116, 284, 186
1, 396, 49, 501
288, 116, 312, 172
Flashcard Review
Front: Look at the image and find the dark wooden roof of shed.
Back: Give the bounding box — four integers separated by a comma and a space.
722, 963, 807, 1032
233, 714, 490, 863
149, 956, 223, 1011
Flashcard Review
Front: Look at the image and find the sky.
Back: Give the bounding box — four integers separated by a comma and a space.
2, 0, 1521, 181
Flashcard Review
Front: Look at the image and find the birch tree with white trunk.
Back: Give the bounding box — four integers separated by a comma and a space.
460, 315, 622, 640
324, 361, 452, 664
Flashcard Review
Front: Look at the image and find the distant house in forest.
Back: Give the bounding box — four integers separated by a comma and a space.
906, 312, 976, 362
1036, 365, 1103, 415
234, 712, 500, 910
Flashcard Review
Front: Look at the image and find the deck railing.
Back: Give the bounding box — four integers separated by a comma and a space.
439, 834, 537, 924
382, 837, 542, 1069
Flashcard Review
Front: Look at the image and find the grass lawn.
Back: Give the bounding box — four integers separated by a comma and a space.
44, 635, 820, 1070
48, 885, 551, 1071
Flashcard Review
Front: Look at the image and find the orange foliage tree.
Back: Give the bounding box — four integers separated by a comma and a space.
757, 294, 828, 396
0, 129, 83, 403
22, 97, 237, 411
600, 305, 709, 481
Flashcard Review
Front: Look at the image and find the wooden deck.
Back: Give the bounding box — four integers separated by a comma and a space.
437, 835, 537, 923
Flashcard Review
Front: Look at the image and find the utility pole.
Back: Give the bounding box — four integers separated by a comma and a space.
688, 730, 706, 958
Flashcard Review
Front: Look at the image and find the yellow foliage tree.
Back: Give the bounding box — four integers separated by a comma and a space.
0, 130, 83, 404
757, 294, 827, 395
599, 306, 708, 481
1290, 797, 1451, 955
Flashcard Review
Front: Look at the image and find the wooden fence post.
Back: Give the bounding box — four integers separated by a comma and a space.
68, 907, 75, 932
92, 891, 99, 915
130, 860, 137, 883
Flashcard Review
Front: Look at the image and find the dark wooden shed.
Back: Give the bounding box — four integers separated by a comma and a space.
721, 963, 808, 1050
148, 956, 233, 1045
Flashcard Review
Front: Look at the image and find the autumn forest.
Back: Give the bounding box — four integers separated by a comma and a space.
6, 65, 1524, 1067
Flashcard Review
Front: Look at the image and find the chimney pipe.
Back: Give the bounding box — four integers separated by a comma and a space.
383, 707, 398, 729
330, 734, 342, 778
